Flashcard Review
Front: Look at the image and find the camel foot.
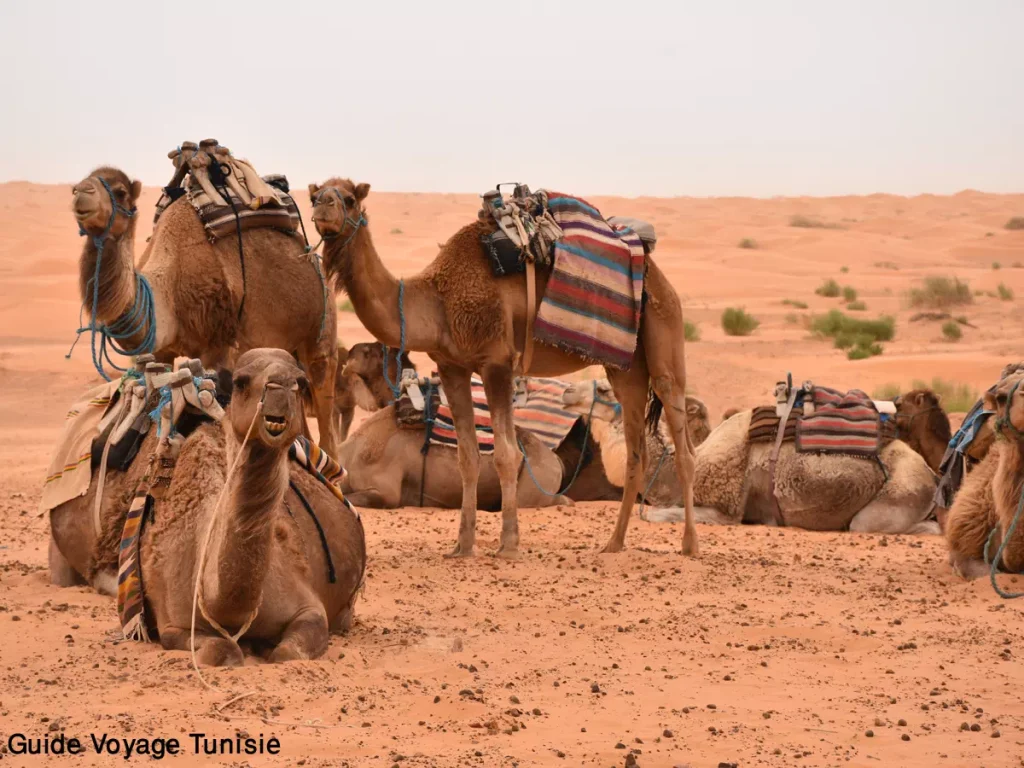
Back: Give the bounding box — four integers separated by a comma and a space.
48, 536, 85, 588
444, 542, 475, 559
195, 637, 245, 668
681, 528, 700, 557
952, 555, 990, 581
601, 538, 625, 554
493, 547, 522, 561
269, 644, 309, 663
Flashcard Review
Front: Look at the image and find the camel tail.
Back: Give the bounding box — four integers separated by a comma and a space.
645, 388, 664, 436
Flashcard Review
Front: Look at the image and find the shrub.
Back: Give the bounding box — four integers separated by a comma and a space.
684, 320, 701, 342
782, 298, 808, 309
846, 300, 867, 311
912, 378, 979, 413
955, 315, 969, 325
1006, 217, 1024, 230
840, 266, 849, 274
390, 227, 404, 235
847, 343, 883, 360
842, 286, 858, 302
738, 238, 757, 249
993, 261, 1002, 270
872, 383, 902, 400
815, 279, 841, 298
908, 276, 972, 308
998, 283, 1014, 300
810, 310, 895, 342
790, 214, 843, 229
339, 299, 355, 312
874, 261, 900, 270
721, 307, 760, 336
942, 321, 962, 341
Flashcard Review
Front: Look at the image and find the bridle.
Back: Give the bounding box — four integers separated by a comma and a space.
313, 186, 366, 251
77, 176, 137, 245
995, 379, 1024, 441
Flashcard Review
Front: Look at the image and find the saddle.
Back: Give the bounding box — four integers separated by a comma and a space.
153, 139, 303, 242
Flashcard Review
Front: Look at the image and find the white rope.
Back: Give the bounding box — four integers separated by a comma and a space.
189, 395, 264, 691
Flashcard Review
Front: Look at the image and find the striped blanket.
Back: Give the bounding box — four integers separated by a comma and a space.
747, 388, 895, 457
533, 193, 646, 370
411, 376, 580, 454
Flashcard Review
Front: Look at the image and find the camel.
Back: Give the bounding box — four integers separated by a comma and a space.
332, 343, 385, 441
138, 349, 365, 665
309, 179, 697, 557
946, 373, 1024, 579
70, 167, 342, 459
49, 357, 366, 652
892, 389, 952, 473
642, 408, 940, 533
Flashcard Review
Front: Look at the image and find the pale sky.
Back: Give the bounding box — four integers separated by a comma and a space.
1, 0, 1021, 197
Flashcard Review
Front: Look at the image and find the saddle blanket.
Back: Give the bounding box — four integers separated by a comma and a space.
398, 376, 581, 454
533, 193, 646, 370
748, 387, 895, 458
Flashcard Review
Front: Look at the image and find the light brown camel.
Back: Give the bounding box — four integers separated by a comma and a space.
945, 374, 1024, 579
309, 179, 697, 557
70, 167, 342, 459
341, 343, 415, 411
331, 343, 382, 441
139, 349, 365, 666
892, 389, 952, 473
647, 409, 940, 533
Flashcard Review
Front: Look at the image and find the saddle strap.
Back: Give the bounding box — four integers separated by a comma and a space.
767, 388, 799, 527
523, 259, 537, 374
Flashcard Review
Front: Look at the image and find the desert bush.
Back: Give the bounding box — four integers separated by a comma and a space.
909, 276, 972, 308
816, 279, 841, 298
842, 286, 858, 302
847, 343, 883, 360
1006, 217, 1024, 230
998, 283, 1014, 300
684, 320, 701, 342
913, 378, 979, 413
993, 261, 1002, 270
790, 214, 843, 229
782, 298, 808, 309
738, 238, 757, 249
840, 266, 849, 273
811, 309, 894, 361
846, 300, 867, 311
721, 307, 760, 336
942, 321, 962, 341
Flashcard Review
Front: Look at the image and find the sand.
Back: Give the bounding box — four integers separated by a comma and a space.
1, 181, 1023, 766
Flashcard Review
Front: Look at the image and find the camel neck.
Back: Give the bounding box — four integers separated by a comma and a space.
327, 224, 440, 351
208, 435, 289, 616
79, 228, 149, 345
915, 434, 947, 475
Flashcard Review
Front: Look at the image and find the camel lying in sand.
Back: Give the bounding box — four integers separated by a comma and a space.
946, 372, 1024, 579
332, 343, 382, 440
892, 389, 953, 473
660, 409, 940, 533
50, 351, 365, 665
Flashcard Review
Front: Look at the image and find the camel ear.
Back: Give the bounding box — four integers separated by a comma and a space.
308, 183, 320, 203
354, 182, 370, 201
130, 179, 143, 202
297, 375, 313, 407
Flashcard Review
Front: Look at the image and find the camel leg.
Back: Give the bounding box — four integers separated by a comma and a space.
438, 364, 480, 557
306, 353, 340, 460
339, 406, 355, 442
848, 500, 939, 535
603, 367, 650, 554
650, 375, 699, 556
48, 535, 85, 587
269, 606, 330, 662
481, 365, 522, 558
158, 626, 244, 668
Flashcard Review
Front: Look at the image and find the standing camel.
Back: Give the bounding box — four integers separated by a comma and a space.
309, 178, 697, 557
70, 167, 341, 458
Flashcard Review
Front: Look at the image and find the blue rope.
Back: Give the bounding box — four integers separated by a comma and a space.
65, 177, 154, 382
383, 279, 406, 400
148, 385, 173, 437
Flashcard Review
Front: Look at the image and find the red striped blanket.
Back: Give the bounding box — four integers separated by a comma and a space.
533, 193, 646, 370
795, 387, 892, 457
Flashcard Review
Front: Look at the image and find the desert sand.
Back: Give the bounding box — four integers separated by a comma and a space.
1, 181, 1024, 766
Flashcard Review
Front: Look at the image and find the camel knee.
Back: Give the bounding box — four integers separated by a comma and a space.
48, 536, 85, 588
271, 608, 329, 662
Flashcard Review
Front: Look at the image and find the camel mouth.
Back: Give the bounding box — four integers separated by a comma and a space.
263, 415, 288, 436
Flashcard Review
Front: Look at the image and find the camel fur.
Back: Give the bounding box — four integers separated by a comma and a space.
138, 349, 365, 666
70, 167, 342, 459
310, 178, 698, 557
893, 389, 952, 473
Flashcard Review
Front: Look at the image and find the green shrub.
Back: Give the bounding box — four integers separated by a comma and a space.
684, 320, 701, 342
390, 227, 404, 235
912, 378, 979, 413
846, 300, 867, 311
1006, 217, 1024, 230
872, 383, 902, 400
842, 286, 858, 302
942, 321, 962, 341
782, 298, 808, 309
875, 261, 900, 270
721, 307, 760, 336
738, 238, 757, 249
790, 214, 843, 229
998, 283, 1014, 300
847, 343, 883, 360
909, 276, 973, 308
993, 261, 1002, 270
815, 279, 841, 298
840, 266, 849, 274
810, 310, 895, 342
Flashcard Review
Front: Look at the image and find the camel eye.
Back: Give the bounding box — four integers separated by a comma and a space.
115, 188, 127, 199
344, 196, 356, 207
233, 374, 251, 392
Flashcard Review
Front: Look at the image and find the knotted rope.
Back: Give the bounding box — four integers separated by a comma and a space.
65, 177, 155, 381
383, 279, 407, 401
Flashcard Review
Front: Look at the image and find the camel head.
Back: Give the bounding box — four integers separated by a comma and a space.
308, 178, 370, 242
986, 373, 1024, 441
71, 166, 142, 240
225, 348, 310, 450
893, 389, 951, 446
562, 379, 622, 423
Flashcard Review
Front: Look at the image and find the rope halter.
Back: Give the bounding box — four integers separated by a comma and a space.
77, 176, 137, 245
314, 186, 366, 251
995, 379, 1024, 441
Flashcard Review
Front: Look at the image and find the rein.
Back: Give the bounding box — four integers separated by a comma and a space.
66, 177, 155, 382
984, 378, 1024, 598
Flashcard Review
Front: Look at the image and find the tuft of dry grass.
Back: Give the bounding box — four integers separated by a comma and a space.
1005, 217, 1024, 230
721, 307, 760, 336
908, 276, 972, 309
790, 214, 843, 230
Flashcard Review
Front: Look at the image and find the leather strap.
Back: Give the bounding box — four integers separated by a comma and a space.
523, 259, 537, 374
767, 388, 799, 527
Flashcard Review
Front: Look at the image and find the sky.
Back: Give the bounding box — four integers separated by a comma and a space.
1, 0, 1021, 198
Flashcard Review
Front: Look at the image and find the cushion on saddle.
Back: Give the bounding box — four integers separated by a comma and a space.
606, 216, 657, 254
533, 193, 647, 370
748, 406, 798, 444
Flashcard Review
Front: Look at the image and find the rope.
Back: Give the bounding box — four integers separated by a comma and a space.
419, 378, 436, 507
382, 279, 406, 400
288, 479, 337, 583
984, 378, 1024, 598
638, 444, 670, 520
189, 389, 265, 690
66, 177, 154, 382
309, 250, 329, 343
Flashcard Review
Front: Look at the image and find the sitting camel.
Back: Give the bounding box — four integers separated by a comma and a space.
71, 167, 342, 459
892, 389, 952, 473
945, 372, 1024, 579
49, 353, 365, 665
648, 408, 939, 533
139, 349, 365, 665
309, 179, 697, 557
332, 342, 382, 440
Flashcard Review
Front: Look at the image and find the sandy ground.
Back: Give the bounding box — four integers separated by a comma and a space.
1, 180, 1024, 766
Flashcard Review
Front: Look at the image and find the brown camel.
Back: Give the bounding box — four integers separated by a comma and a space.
70, 167, 342, 459
332, 343, 384, 441
946, 374, 1024, 579
309, 179, 697, 557
342, 343, 415, 411
140, 349, 365, 666
893, 389, 952, 473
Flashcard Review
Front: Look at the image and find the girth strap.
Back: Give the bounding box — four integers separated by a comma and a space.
767, 388, 799, 527
523, 260, 537, 374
